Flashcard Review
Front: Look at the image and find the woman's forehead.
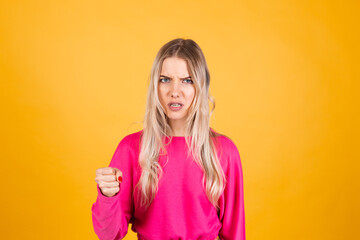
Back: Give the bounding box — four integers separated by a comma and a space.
161, 57, 190, 77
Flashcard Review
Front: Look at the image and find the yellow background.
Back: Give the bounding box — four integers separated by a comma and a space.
1, 0, 359, 239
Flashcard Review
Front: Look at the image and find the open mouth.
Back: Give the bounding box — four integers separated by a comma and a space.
168, 103, 183, 111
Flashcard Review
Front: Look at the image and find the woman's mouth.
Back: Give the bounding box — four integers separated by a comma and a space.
168, 103, 183, 111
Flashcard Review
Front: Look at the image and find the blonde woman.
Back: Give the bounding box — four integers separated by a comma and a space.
92, 38, 245, 239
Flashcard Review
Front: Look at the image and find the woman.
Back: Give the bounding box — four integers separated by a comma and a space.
92, 38, 245, 240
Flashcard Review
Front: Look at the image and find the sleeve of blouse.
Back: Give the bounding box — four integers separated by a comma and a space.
218, 138, 246, 240
91, 136, 135, 240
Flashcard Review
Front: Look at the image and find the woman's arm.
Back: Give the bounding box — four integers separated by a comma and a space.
91, 136, 135, 240
218, 138, 246, 240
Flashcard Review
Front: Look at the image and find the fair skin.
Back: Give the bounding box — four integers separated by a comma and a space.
158, 57, 196, 136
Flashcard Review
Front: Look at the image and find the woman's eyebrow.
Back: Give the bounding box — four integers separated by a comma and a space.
160, 75, 192, 79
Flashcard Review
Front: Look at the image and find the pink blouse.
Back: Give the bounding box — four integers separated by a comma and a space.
91, 130, 245, 239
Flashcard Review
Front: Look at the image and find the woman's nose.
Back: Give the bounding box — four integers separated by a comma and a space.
170, 80, 180, 97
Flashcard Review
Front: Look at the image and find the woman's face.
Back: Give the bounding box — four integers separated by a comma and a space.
158, 57, 195, 130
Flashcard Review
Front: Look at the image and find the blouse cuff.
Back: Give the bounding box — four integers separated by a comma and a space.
96, 184, 121, 203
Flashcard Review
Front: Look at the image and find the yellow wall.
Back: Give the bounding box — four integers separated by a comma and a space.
1, 1, 358, 239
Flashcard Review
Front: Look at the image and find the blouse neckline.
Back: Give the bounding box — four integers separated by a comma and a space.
165, 136, 190, 141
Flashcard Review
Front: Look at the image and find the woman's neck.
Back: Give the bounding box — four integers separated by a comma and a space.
169, 120, 187, 136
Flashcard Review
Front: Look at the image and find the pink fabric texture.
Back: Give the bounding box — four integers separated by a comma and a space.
91, 130, 245, 240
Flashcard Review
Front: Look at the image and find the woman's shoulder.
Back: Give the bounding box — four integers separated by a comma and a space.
211, 129, 240, 156
211, 129, 237, 147
117, 130, 143, 148
123, 129, 143, 140
211, 130, 242, 171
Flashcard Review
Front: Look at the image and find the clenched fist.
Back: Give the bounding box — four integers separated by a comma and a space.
95, 167, 123, 197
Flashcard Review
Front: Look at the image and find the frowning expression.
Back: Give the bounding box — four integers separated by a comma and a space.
158, 57, 195, 128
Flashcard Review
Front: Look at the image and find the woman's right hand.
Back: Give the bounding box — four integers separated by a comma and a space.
95, 167, 123, 197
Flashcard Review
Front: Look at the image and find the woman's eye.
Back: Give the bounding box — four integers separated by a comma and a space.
159, 78, 192, 83
184, 79, 193, 84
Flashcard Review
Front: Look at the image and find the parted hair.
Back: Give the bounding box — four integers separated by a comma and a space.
134, 38, 226, 211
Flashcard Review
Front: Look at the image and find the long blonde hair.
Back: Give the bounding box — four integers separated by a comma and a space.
135, 38, 226, 211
